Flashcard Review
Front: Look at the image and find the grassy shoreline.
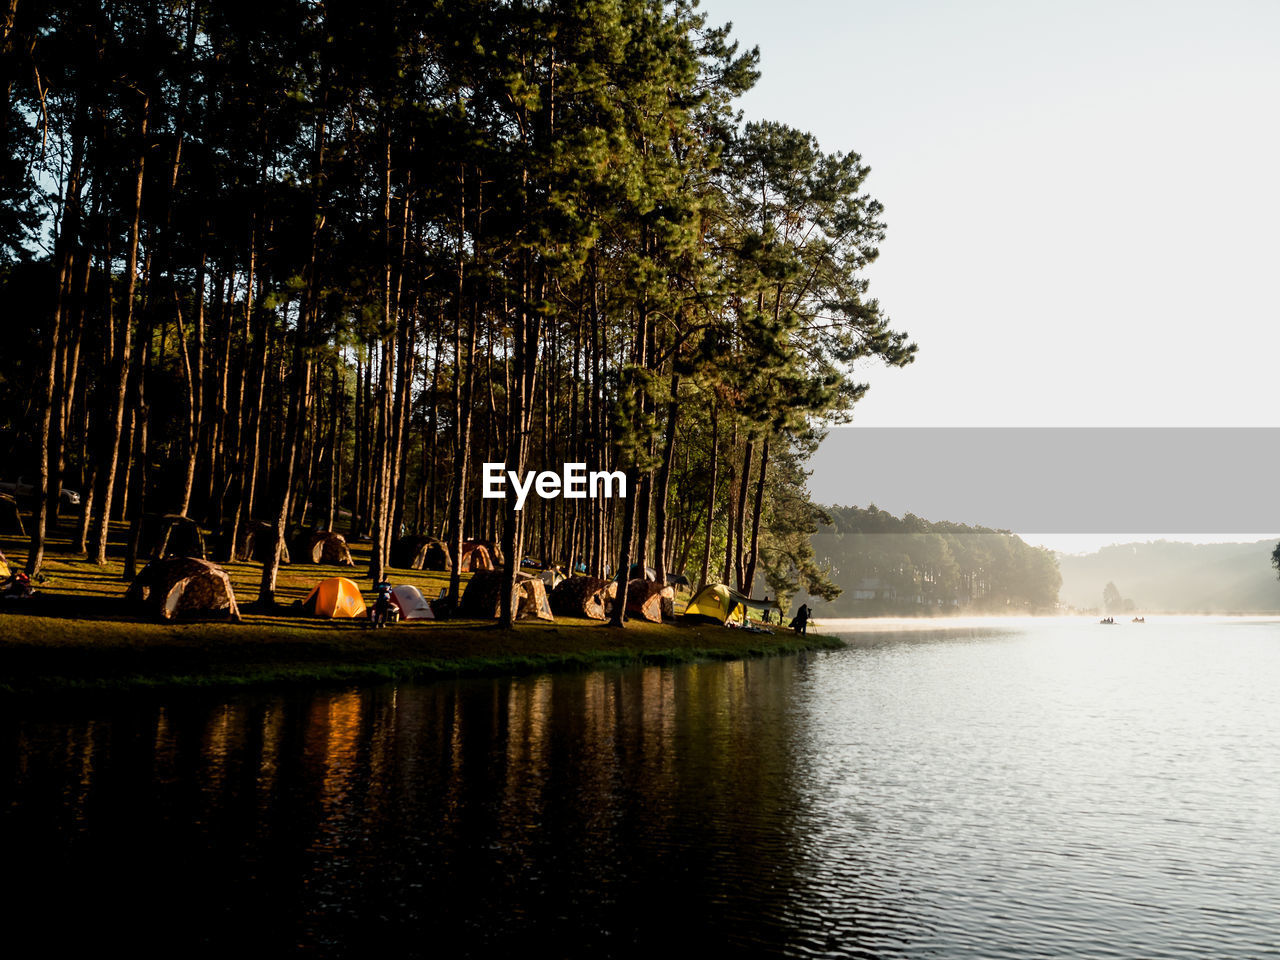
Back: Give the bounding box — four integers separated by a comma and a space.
0, 527, 842, 697
0, 613, 844, 697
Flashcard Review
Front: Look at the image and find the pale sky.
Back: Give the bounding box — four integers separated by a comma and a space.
698, 0, 1280, 551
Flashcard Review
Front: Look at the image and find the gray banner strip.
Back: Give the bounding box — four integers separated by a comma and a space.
808, 428, 1280, 533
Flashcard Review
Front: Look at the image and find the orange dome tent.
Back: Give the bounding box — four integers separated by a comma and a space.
301, 577, 366, 618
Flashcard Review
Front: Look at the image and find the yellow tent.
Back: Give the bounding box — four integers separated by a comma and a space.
302, 577, 366, 618
684, 583, 745, 624
0, 549, 10, 580
684, 582, 780, 625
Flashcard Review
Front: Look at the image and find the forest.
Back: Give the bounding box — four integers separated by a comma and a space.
0, 1, 915, 625
806, 505, 1062, 616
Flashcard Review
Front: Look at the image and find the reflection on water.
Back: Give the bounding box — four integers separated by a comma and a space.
0, 658, 827, 956
3, 619, 1280, 957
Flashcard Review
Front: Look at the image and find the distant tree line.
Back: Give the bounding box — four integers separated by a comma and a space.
808, 505, 1062, 615
0, 1, 914, 622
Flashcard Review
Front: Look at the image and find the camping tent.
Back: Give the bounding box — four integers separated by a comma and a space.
390, 583, 435, 620
624, 579, 672, 623
125, 557, 242, 622
461, 570, 555, 621
393, 536, 451, 571
538, 567, 565, 590
236, 521, 290, 564
550, 576, 609, 620
516, 577, 555, 621
683, 582, 780, 625
0, 548, 10, 580
305, 531, 355, 566
626, 563, 690, 588
468, 538, 504, 567
135, 513, 207, 560
301, 577, 366, 618
459, 541, 494, 572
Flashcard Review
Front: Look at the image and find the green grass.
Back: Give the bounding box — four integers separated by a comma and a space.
0, 521, 843, 696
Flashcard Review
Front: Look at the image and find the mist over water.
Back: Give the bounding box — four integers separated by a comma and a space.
4, 617, 1280, 957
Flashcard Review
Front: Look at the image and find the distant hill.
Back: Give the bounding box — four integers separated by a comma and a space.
1056, 539, 1280, 613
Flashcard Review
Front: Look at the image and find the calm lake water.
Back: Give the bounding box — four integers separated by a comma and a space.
3, 617, 1280, 957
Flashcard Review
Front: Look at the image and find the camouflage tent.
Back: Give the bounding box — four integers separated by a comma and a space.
304, 531, 354, 565
467, 538, 504, 568
459, 541, 494, 572
393, 536, 451, 571
236, 521, 290, 564
550, 576, 610, 620
515, 577, 554, 621
625, 579, 672, 623
460, 570, 554, 621
0, 494, 23, 536
125, 557, 242, 622
628, 563, 690, 587
421, 540, 452, 571
135, 513, 207, 561
459, 570, 504, 617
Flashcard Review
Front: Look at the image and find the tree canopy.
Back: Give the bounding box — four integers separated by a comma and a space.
0, 0, 915, 621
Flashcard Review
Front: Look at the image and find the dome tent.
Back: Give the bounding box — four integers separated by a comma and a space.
550, 576, 610, 620
125, 557, 242, 622
458, 541, 494, 572
303, 531, 355, 566
624, 579, 671, 623
515, 576, 555, 621
390, 583, 435, 620
301, 577, 366, 618
236, 521, 290, 564
461, 570, 554, 621
393, 536, 451, 571
683, 583, 780, 625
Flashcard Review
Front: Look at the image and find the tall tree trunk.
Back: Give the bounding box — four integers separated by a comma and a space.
92, 97, 148, 566
26, 111, 83, 573
733, 437, 755, 592
652, 370, 680, 589
698, 398, 719, 590
446, 166, 477, 609
259, 95, 326, 604
743, 435, 769, 596
174, 249, 205, 516
721, 419, 737, 585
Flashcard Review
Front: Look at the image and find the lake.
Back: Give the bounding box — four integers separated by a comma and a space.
3, 616, 1279, 957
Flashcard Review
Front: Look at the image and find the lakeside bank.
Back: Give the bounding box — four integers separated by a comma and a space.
0, 611, 843, 697
0, 529, 840, 697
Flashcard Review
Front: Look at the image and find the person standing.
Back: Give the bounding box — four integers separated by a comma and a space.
790, 603, 810, 635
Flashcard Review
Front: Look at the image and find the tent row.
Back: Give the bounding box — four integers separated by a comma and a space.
108, 559, 770, 628
391, 537, 504, 572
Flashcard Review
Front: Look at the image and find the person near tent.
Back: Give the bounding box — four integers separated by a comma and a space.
2, 570, 34, 599
370, 578, 395, 628
789, 603, 810, 635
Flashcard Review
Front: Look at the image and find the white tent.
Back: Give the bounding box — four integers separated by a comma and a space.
391, 583, 435, 620
538, 568, 565, 590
